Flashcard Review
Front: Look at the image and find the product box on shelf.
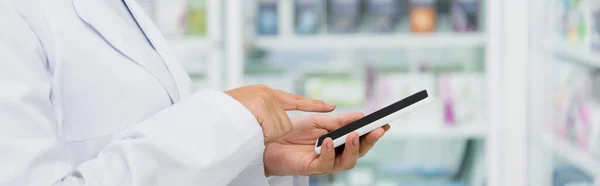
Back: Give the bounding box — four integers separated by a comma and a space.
590, 70, 600, 158
244, 60, 296, 93
256, 0, 279, 35
548, 0, 564, 38
412, 47, 483, 73
303, 72, 365, 108
564, 0, 588, 47
455, 47, 485, 72
435, 4, 453, 33
369, 72, 441, 130
187, 0, 207, 36
553, 62, 599, 153
244, 73, 296, 95
571, 98, 592, 150
366, 0, 400, 33
554, 62, 572, 138
438, 73, 486, 126
588, 102, 600, 159
327, 0, 361, 33
295, 0, 322, 34
409, 0, 437, 33
451, 0, 480, 32
588, 0, 600, 52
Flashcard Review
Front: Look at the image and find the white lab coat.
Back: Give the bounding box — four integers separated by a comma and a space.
0, 0, 308, 185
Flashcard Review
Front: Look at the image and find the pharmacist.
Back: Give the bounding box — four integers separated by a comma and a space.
0, 0, 389, 186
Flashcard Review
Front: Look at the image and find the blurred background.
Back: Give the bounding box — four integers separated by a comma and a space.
137, 0, 599, 185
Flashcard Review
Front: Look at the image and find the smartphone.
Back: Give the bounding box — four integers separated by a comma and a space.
314, 90, 432, 154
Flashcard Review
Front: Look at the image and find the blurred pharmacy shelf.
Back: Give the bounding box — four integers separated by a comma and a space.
252, 33, 487, 50
386, 125, 487, 139
541, 134, 600, 179
545, 40, 600, 68
529, 0, 600, 185
165, 36, 224, 90
166, 37, 220, 49
146, 0, 225, 90
227, 0, 501, 185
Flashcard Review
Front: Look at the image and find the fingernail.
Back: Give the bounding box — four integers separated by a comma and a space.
326, 102, 336, 108
353, 135, 359, 146
327, 139, 334, 150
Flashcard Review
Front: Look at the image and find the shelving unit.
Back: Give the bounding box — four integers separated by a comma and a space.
252, 33, 487, 50
541, 134, 600, 179
386, 125, 487, 139
545, 40, 600, 68
166, 37, 221, 50
142, 0, 530, 185
130, 0, 600, 185
228, 0, 502, 185
529, 0, 600, 185
150, 0, 225, 90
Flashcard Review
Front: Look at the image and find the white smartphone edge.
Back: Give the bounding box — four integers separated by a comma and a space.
313, 93, 433, 155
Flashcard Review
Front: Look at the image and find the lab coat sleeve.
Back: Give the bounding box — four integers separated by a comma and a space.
267, 176, 310, 186
228, 150, 309, 186
0, 2, 264, 186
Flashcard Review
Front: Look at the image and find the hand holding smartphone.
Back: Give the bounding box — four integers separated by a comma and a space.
314, 90, 432, 154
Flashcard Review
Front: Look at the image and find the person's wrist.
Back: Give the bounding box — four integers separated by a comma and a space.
263, 144, 285, 177
263, 151, 273, 177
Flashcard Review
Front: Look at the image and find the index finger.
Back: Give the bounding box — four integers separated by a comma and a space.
274, 90, 336, 112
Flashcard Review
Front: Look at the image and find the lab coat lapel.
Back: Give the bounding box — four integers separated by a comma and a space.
124, 0, 193, 100
72, 0, 183, 102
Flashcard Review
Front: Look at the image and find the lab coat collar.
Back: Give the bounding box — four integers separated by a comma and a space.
72, 0, 191, 102
123, 0, 193, 101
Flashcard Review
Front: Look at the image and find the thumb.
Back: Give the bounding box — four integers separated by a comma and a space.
310, 138, 336, 175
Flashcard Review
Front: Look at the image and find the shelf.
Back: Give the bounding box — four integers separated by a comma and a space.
386, 125, 488, 140
252, 33, 487, 50
166, 36, 221, 49
541, 134, 600, 178
545, 40, 600, 68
